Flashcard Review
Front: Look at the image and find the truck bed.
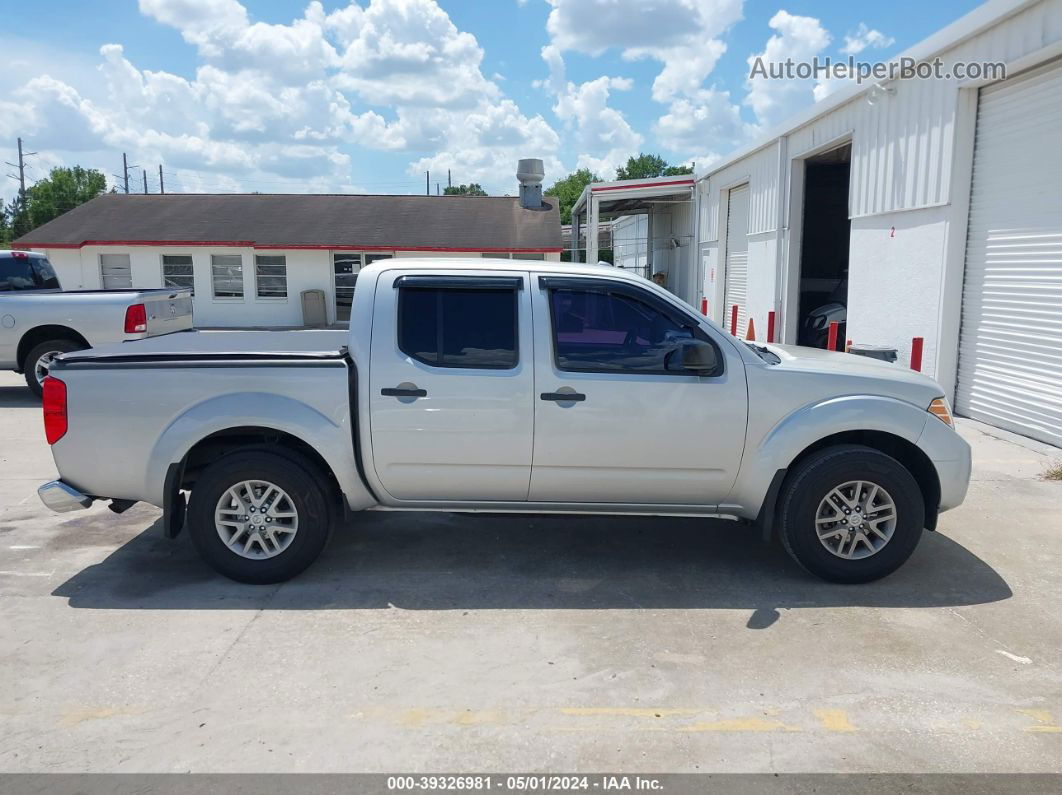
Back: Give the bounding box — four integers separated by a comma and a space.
62, 328, 349, 361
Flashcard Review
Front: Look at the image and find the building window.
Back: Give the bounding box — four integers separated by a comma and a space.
162, 255, 194, 295
255, 255, 287, 299
480, 252, 511, 258
211, 254, 244, 298
332, 252, 391, 322
398, 285, 518, 369
511, 252, 546, 261
100, 253, 132, 289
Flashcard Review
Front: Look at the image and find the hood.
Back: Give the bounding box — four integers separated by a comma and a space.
760, 343, 944, 406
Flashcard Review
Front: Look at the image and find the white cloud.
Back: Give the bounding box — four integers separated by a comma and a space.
2, 0, 563, 198
653, 88, 757, 155
545, 0, 742, 103
841, 23, 895, 56
744, 10, 831, 128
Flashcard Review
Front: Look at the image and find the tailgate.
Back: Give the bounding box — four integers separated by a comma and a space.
143, 293, 194, 336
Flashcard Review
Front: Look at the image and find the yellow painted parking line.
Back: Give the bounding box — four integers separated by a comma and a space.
1017, 709, 1062, 733
813, 708, 858, 732
559, 707, 699, 718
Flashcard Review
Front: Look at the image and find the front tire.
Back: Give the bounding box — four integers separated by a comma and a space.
778, 445, 924, 583
186, 451, 334, 583
24, 339, 85, 397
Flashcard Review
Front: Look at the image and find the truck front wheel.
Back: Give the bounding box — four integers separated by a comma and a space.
186, 451, 334, 583
778, 445, 925, 583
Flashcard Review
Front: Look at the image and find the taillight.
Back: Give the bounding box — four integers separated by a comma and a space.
42, 377, 68, 445
125, 303, 147, 333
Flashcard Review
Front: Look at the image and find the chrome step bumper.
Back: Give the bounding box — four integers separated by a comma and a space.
38, 480, 93, 513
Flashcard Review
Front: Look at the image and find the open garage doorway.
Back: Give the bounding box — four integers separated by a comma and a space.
795, 143, 851, 348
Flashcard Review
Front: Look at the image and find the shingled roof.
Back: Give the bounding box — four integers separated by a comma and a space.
15, 193, 562, 252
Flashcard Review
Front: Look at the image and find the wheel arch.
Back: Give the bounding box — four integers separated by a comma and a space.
17, 325, 89, 371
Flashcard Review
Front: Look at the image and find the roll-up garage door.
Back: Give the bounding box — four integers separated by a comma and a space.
956, 61, 1062, 447
723, 184, 750, 335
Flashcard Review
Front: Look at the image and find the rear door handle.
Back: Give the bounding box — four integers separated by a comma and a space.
541, 391, 586, 402
382, 386, 427, 398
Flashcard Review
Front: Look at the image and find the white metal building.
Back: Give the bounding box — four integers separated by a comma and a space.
570, 176, 698, 301
692, 0, 1062, 447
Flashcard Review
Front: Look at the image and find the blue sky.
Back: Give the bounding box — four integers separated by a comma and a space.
1, 0, 981, 201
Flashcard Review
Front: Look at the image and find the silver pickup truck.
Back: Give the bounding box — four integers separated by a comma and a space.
0, 250, 193, 395
37, 258, 971, 585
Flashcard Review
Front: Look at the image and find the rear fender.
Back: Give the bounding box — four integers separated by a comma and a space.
146, 392, 377, 511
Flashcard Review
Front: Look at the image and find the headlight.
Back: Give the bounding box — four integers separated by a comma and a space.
928, 397, 953, 427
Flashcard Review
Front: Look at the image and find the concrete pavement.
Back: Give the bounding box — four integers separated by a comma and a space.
0, 371, 1060, 773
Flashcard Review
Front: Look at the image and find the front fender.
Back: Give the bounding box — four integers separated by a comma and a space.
145, 391, 377, 510
723, 394, 930, 518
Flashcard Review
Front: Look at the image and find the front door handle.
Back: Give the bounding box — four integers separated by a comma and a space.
382, 386, 427, 398
541, 391, 586, 402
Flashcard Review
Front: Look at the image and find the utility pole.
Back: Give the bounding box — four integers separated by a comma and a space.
142, 169, 148, 194
447, 169, 451, 189
158, 165, 165, 194
425, 170, 429, 196
122, 153, 129, 194
436, 182, 440, 195
5, 137, 36, 197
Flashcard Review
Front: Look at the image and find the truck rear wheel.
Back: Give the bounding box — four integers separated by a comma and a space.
778, 445, 924, 583
186, 451, 334, 583
24, 339, 85, 397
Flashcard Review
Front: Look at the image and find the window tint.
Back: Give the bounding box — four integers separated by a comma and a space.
211, 254, 243, 298
549, 287, 695, 373
31, 257, 60, 289
398, 287, 517, 369
0, 257, 37, 291
255, 255, 287, 299
162, 255, 194, 295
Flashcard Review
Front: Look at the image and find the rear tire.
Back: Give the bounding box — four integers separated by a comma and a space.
778, 444, 924, 583
186, 451, 334, 584
24, 339, 85, 397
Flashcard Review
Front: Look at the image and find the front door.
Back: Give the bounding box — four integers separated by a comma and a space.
529, 276, 748, 506
368, 270, 534, 502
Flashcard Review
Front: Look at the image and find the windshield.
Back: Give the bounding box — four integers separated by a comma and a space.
0, 256, 60, 291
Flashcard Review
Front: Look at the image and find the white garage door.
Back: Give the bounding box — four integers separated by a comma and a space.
723, 184, 750, 336
956, 62, 1062, 447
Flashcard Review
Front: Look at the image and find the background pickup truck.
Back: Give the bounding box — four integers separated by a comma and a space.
38, 259, 971, 585
0, 249, 193, 395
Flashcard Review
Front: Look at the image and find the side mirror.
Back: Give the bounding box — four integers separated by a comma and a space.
668, 339, 719, 375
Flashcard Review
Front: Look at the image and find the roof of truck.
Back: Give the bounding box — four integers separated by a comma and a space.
13, 193, 563, 253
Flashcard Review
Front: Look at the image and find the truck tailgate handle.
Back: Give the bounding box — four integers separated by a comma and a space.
541, 391, 586, 402
382, 386, 427, 398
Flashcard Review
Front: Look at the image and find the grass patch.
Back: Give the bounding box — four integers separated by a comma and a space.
1043, 461, 1062, 481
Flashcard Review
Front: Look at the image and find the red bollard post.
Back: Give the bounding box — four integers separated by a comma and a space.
730, 305, 739, 336
767, 311, 776, 343
700, 297, 708, 316
826, 321, 839, 352
910, 337, 924, 372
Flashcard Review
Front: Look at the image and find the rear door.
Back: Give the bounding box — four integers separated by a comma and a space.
529, 276, 748, 505
368, 270, 534, 501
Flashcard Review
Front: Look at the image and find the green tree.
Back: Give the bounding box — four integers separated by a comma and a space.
0, 203, 10, 248
24, 165, 108, 230
443, 183, 487, 196
615, 153, 693, 180
6, 193, 31, 242
545, 167, 599, 225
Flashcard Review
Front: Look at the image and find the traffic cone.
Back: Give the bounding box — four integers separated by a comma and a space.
746, 318, 756, 341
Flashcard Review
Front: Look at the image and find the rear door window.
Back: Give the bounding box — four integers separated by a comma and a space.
398, 285, 518, 369
0, 257, 40, 291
